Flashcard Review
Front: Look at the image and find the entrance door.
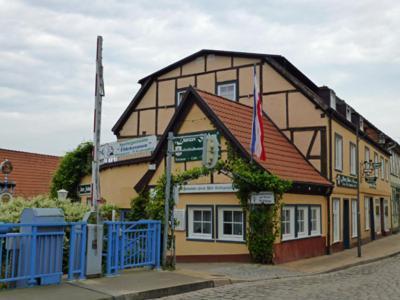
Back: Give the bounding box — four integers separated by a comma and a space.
380, 198, 386, 236
343, 199, 350, 249
370, 197, 376, 240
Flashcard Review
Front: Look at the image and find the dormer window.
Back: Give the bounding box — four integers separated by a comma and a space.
346, 105, 352, 121
359, 117, 364, 131
217, 81, 237, 101
330, 91, 336, 110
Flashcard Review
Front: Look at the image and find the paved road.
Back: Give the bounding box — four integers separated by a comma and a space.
162, 254, 400, 300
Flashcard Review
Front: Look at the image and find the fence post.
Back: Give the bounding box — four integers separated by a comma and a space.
28, 226, 37, 286
68, 224, 77, 281
79, 223, 87, 280
155, 221, 161, 269
119, 223, 125, 271
106, 223, 112, 276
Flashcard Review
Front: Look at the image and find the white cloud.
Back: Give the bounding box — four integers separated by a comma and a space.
0, 0, 399, 155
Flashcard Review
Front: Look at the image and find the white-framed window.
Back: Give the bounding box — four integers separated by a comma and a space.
381, 157, 385, 180
365, 147, 370, 169
187, 206, 212, 240
364, 197, 370, 230
352, 199, 358, 238
296, 206, 309, 238
350, 142, 357, 176
281, 206, 295, 241
218, 207, 244, 242
359, 117, 364, 131
346, 105, 352, 121
335, 134, 343, 171
333, 199, 340, 242
310, 206, 321, 236
176, 89, 186, 105
217, 82, 236, 101
374, 153, 379, 177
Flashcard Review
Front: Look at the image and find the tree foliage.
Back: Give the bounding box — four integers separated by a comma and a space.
50, 142, 93, 201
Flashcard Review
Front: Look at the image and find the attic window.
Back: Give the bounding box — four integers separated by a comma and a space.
330, 92, 336, 110
217, 82, 237, 101
346, 105, 352, 121
359, 117, 364, 131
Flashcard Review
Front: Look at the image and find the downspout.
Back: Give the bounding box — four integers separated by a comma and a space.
327, 113, 333, 255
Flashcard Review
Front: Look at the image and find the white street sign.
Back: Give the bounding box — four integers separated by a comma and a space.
250, 192, 275, 205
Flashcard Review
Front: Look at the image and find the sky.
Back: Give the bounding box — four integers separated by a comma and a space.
1, 0, 399, 156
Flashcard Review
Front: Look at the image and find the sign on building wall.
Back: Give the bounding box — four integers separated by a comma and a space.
99, 135, 157, 164
336, 174, 358, 189
79, 184, 91, 195
179, 183, 236, 194
173, 209, 185, 231
250, 192, 275, 205
174, 131, 220, 162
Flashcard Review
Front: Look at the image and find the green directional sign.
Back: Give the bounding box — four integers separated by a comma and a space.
174, 131, 220, 162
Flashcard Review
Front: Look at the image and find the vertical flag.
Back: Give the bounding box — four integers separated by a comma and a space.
250, 65, 266, 161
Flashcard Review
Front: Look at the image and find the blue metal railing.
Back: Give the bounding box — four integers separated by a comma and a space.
0, 222, 87, 288
104, 220, 161, 276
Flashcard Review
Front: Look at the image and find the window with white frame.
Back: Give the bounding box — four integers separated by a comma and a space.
187, 207, 212, 240
381, 157, 385, 180
374, 153, 379, 177
218, 207, 244, 242
365, 147, 370, 169
385, 159, 389, 180
310, 206, 321, 236
333, 199, 340, 242
364, 197, 370, 230
217, 82, 236, 101
352, 199, 358, 238
296, 206, 308, 238
346, 105, 352, 121
350, 143, 357, 175
281, 206, 295, 240
335, 134, 343, 171
176, 89, 186, 105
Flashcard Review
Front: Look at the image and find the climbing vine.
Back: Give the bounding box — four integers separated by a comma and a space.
130, 145, 292, 265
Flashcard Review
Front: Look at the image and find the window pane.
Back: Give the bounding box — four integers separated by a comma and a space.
233, 211, 242, 222
193, 211, 202, 221
223, 223, 232, 235
203, 222, 211, 234
203, 210, 211, 222
193, 222, 202, 233
224, 211, 232, 222
233, 223, 242, 235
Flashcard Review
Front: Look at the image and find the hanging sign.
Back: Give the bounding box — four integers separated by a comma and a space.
336, 174, 358, 188
179, 183, 236, 194
174, 131, 220, 162
99, 135, 157, 163
250, 192, 275, 205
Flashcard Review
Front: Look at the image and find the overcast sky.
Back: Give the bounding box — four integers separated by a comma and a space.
1, 0, 399, 156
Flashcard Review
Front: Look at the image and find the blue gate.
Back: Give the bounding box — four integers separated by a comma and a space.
0, 222, 86, 288
104, 220, 161, 276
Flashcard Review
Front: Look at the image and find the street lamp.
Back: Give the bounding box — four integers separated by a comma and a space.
57, 189, 68, 200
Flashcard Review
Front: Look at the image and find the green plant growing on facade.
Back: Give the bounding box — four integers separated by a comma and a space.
50, 142, 93, 201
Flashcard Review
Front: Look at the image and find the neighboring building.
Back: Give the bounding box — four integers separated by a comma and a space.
0, 148, 60, 199
390, 146, 400, 232
81, 49, 397, 261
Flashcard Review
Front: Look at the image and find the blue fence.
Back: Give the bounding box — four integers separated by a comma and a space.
0, 222, 86, 288
104, 220, 161, 276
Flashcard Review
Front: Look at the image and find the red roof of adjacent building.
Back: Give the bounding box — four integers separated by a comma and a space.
195, 89, 331, 186
0, 149, 60, 198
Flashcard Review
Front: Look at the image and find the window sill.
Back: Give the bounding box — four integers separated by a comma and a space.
216, 239, 246, 244
186, 237, 214, 243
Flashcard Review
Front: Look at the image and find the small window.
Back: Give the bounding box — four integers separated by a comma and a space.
359, 117, 364, 131
385, 159, 389, 180
350, 143, 357, 176
346, 105, 352, 121
352, 199, 358, 238
188, 207, 212, 240
296, 206, 308, 238
364, 197, 370, 230
333, 199, 340, 242
310, 206, 321, 236
217, 82, 236, 101
281, 206, 295, 240
365, 147, 370, 169
330, 91, 336, 110
335, 134, 343, 171
381, 157, 385, 180
176, 89, 186, 105
218, 207, 244, 242
374, 153, 379, 177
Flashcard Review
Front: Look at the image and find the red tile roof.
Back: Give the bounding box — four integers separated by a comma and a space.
0, 149, 60, 198
195, 89, 331, 186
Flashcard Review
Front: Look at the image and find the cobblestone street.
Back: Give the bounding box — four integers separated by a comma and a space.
162, 254, 400, 300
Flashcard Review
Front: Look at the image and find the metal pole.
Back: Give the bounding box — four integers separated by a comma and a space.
92, 36, 105, 224
356, 117, 362, 257
163, 132, 173, 267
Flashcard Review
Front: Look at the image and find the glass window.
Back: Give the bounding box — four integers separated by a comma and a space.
350, 143, 357, 175
218, 207, 244, 241
385, 159, 389, 180
176, 90, 186, 105
281, 206, 295, 241
217, 82, 236, 101
365, 147, 370, 170
364, 197, 370, 230
335, 135, 343, 171
333, 199, 340, 242
310, 206, 321, 236
374, 153, 379, 177
188, 207, 212, 239
352, 199, 358, 238
296, 206, 308, 238
381, 157, 385, 180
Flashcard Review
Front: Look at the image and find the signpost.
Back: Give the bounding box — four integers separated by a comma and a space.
173, 131, 219, 162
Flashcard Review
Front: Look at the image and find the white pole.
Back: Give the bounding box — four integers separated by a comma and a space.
92, 36, 105, 224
